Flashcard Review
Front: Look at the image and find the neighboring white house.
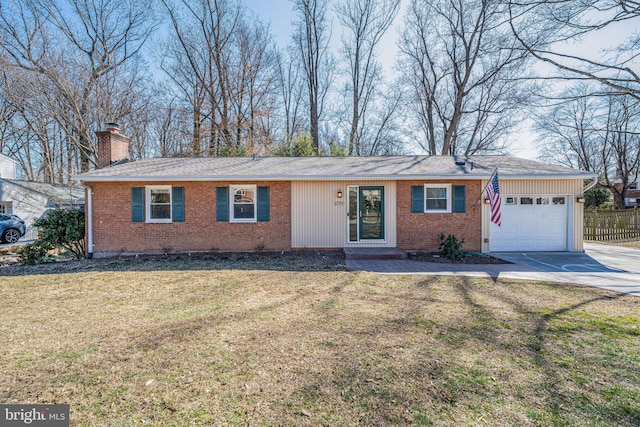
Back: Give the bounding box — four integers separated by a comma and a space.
0, 154, 18, 180
0, 178, 85, 240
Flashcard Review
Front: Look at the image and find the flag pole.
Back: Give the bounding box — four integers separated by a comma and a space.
473, 167, 498, 207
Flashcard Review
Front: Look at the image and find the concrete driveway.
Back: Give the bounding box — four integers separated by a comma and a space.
491, 243, 640, 296
347, 243, 640, 296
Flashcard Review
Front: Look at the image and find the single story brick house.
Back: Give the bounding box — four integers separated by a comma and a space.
73, 127, 597, 257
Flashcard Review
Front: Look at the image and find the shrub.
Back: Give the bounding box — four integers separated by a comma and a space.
17, 241, 52, 265
17, 209, 85, 264
584, 187, 610, 209
438, 233, 465, 260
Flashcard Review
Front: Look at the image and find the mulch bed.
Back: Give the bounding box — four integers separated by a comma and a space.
407, 251, 512, 264
1, 249, 510, 275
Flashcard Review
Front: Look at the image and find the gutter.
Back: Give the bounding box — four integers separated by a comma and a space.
583, 175, 599, 192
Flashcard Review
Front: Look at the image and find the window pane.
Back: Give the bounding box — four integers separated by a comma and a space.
552, 197, 565, 205
150, 205, 171, 219
520, 197, 533, 205
426, 187, 447, 199
234, 204, 255, 219
426, 199, 447, 210
151, 189, 170, 203
234, 189, 254, 203
536, 197, 549, 205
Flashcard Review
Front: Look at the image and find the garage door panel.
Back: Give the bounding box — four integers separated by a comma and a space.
490, 196, 568, 252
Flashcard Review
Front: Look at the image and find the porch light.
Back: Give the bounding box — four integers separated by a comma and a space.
483, 198, 490, 204
576, 196, 585, 203
337, 190, 343, 198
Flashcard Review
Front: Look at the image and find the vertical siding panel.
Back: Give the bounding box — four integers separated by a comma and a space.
291, 180, 396, 248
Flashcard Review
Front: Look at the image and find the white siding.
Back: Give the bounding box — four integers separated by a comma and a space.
482, 179, 585, 253
292, 181, 396, 248
0, 180, 47, 227
0, 156, 17, 179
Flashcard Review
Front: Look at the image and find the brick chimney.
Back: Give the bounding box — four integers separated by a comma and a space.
96, 122, 130, 169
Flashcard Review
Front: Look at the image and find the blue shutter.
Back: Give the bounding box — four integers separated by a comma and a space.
453, 185, 466, 213
411, 186, 424, 213
131, 187, 144, 222
216, 187, 229, 222
172, 187, 185, 222
257, 186, 270, 222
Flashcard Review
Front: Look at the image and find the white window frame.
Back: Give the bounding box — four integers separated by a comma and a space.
424, 184, 452, 213
146, 185, 172, 223
230, 184, 257, 223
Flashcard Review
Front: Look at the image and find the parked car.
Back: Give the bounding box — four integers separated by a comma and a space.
0, 214, 26, 244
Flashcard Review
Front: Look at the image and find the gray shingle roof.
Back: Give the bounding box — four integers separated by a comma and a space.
73, 155, 595, 182
4, 179, 85, 205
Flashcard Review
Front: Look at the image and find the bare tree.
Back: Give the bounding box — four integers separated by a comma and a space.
507, 0, 640, 98
537, 86, 640, 207
291, 0, 332, 154
276, 49, 305, 147
161, 0, 279, 156
601, 96, 640, 207
0, 0, 156, 172
336, 0, 400, 156
398, 0, 535, 155
537, 84, 603, 172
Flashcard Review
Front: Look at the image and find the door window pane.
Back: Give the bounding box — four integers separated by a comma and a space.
360, 187, 384, 240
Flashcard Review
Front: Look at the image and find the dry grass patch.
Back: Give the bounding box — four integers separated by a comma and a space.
1, 260, 639, 426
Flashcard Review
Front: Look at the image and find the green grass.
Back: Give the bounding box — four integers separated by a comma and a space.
0, 258, 638, 426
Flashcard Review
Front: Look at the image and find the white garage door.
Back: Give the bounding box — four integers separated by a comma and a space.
490, 196, 568, 252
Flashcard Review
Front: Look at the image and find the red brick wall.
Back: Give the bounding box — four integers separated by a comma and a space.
396, 180, 482, 252
88, 181, 291, 254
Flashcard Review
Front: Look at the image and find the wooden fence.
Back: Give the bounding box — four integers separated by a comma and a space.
584, 208, 640, 241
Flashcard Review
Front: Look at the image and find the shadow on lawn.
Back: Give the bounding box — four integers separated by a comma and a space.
451, 277, 637, 425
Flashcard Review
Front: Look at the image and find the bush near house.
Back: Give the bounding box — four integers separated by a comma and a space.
438, 233, 465, 259
18, 209, 85, 264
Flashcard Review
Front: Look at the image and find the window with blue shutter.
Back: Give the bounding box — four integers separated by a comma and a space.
411, 186, 424, 213
453, 185, 466, 213
216, 187, 229, 222
131, 187, 145, 222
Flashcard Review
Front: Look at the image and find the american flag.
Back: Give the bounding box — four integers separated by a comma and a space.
486, 171, 502, 227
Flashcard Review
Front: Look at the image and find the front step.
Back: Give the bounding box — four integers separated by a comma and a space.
343, 247, 407, 260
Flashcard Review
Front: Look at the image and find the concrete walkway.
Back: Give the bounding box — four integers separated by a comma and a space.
346, 243, 640, 296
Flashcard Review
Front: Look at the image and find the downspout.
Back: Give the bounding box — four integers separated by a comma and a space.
87, 185, 93, 259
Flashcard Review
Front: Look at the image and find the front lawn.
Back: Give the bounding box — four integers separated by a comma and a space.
1, 256, 638, 426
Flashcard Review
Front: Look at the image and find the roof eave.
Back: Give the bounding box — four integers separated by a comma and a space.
72, 173, 597, 182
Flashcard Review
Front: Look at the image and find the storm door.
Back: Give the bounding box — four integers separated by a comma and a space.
348, 186, 384, 241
